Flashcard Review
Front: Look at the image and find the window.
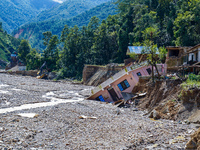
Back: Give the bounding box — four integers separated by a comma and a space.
96, 95, 105, 102
146, 68, 152, 75
117, 79, 130, 91
136, 72, 142, 76
192, 55, 194, 61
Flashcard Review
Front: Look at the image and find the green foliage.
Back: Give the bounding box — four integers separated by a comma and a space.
188, 73, 200, 82
0, 0, 59, 33
18, 40, 31, 65
173, 0, 200, 46
10, 0, 200, 81
26, 49, 42, 70
12, 1, 118, 50
42, 32, 60, 71
158, 46, 167, 62
181, 80, 200, 90
129, 52, 138, 60
0, 23, 21, 63
181, 74, 200, 90
35, 0, 111, 22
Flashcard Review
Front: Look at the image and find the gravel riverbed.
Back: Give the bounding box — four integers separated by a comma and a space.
0, 73, 198, 149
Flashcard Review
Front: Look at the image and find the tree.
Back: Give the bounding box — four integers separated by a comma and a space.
174, 0, 200, 46
59, 25, 81, 78
141, 27, 167, 82
26, 49, 42, 70
0, 22, 2, 31
42, 31, 52, 46
18, 39, 31, 65
43, 34, 59, 71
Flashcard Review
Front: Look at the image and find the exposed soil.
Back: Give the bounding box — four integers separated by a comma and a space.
0, 73, 198, 149
14, 29, 24, 39
132, 78, 200, 122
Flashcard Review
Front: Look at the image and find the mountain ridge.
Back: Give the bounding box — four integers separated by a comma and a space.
34, 0, 112, 22
0, 0, 59, 33
12, 1, 118, 50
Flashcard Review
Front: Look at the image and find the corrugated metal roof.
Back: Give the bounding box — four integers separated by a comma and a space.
128, 46, 159, 54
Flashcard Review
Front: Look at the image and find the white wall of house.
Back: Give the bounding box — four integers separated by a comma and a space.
18, 66, 26, 71
194, 53, 197, 61
198, 50, 200, 62
189, 53, 194, 61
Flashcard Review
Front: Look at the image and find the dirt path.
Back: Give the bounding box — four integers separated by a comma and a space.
0, 74, 197, 149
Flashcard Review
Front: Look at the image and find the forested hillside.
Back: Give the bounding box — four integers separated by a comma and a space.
0, 23, 21, 64
35, 0, 112, 22
12, 1, 117, 50
13, 0, 200, 80
0, 0, 59, 33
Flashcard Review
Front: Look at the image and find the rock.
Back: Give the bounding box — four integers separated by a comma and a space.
11, 138, 20, 143
169, 139, 177, 144
133, 108, 138, 111
188, 110, 200, 124
183, 120, 190, 124
146, 144, 158, 149
48, 72, 57, 80
79, 115, 97, 119
149, 110, 161, 120
0, 127, 4, 132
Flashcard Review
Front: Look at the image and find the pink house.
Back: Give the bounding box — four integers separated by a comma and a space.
87, 61, 167, 102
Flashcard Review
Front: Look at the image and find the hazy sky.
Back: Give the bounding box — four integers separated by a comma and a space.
52, 0, 64, 3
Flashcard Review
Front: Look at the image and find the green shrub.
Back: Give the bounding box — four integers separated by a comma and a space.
188, 73, 200, 81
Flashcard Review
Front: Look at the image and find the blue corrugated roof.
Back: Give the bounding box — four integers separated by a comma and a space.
128, 46, 159, 54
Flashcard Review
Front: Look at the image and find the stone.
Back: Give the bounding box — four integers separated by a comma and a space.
48, 72, 57, 80
149, 110, 161, 120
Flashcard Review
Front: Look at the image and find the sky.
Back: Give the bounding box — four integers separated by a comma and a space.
52, 0, 64, 3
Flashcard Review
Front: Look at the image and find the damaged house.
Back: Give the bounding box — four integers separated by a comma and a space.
183, 44, 200, 74
125, 46, 159, 65
165, 44, 200, 74
166, 46, 190, 70
87, 61, 166, 102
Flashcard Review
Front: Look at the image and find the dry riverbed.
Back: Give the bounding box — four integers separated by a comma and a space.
0, 73, 198, 149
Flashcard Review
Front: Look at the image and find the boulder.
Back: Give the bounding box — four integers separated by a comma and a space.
149, 109, 161, 120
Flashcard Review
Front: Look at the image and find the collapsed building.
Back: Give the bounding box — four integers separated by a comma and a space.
166, 44, 200, 74
87, 43, 200, 103
87, 61, 166, 102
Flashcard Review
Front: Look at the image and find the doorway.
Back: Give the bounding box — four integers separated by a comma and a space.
107, 87, 119, 102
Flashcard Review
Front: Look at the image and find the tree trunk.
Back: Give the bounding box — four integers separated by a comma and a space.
154, 63, 160, 79
152, 64, 154, 83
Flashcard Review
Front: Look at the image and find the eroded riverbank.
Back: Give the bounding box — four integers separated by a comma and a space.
0, 74, 197, 149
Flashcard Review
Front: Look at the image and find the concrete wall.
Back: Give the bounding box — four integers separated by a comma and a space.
7, 70, 38, 77
18, 66, 26, 71
166, 57, 183, 68
82, 64, 123, 86
82, 65, 101, 84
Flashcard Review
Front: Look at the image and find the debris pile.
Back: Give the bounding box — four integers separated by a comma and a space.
186, 128, 200, 150
131, 78, 200, 122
